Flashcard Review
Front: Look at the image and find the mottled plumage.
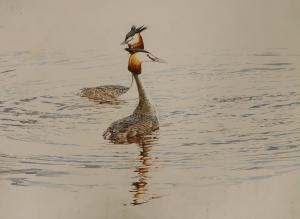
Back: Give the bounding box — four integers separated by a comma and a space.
103, 109, 159, 143
103, 73, 159, 143
80, 85, 130, 103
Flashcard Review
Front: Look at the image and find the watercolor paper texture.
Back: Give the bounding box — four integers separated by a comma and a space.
0, 0, 299, 218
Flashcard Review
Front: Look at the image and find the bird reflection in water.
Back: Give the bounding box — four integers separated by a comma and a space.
129, 133, 161, 206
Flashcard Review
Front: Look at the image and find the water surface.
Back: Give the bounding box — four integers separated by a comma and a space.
0, 48, 300, 214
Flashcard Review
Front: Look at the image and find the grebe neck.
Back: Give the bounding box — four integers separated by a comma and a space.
133, 73, 153, 114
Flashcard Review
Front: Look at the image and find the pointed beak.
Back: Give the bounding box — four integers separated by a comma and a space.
120, 40, 127, 45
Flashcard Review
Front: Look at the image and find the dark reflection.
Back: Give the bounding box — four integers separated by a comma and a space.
0, 69, 16, 74
129, 134, 161, 206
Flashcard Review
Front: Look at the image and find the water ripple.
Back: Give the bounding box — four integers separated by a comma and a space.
0, 49, 299, 199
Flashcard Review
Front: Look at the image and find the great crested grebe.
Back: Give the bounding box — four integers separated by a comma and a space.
103, 47, 165, 143
80, 25, 147, 103
121, 25, 147, 49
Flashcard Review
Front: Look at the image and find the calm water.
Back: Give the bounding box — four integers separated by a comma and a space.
0, 48, 300, 208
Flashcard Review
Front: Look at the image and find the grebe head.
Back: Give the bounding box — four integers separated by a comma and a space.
121, 25, 147, 46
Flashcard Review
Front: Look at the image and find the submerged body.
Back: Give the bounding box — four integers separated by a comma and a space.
80, 84, 130, 103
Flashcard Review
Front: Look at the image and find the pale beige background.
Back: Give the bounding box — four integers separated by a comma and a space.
1, 0, 300, 57
0, 0, 300, 219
